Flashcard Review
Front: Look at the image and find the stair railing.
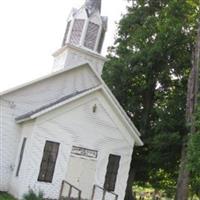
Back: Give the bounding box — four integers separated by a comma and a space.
91, 185, 118, 200
59, 180, 82, 200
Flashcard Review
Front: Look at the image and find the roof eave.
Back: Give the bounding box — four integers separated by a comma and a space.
52, 43, 107, 62
101, 87, 143, 146
0, 63, 93, 96
15, 86, 102, 124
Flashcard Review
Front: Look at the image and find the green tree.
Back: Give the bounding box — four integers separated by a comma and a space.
103, 0, 199, 198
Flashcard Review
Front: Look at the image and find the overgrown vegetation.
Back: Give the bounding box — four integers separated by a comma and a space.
22, 189, 44, 200
103, 0, 200, 199
0, 190, 44, 200
0, 192, 16, 200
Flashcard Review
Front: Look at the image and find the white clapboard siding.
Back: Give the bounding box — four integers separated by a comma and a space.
0, 99, 22, 191
0, 99, 4, 191
0, 65, 100, 192
9, 90, 134, 200
9, 121, 35, 197
65, 46, 106, 75
53, 45, 107, 75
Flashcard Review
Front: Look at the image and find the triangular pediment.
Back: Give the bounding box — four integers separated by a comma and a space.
16, 84, 143, 146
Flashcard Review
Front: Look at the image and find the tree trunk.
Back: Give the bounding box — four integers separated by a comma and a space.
175, 22, 200, 200
125, 71, 156, 200
175, 142, 190, 200
125, 168, 135, 200
142, 72, 156, 135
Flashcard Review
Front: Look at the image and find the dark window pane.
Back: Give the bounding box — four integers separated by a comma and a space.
70, 19, 85, 45
84, 22, 99, 50
41, 162, 48, 170
16, 138, 27, 177
104, 154, 121, 192
38, 141, 60, 183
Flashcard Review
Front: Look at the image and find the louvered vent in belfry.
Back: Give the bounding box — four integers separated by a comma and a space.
62, 21, 71, 47
84, 22, 99, 50
70, 19, 85, 45
97, 29, 105, 53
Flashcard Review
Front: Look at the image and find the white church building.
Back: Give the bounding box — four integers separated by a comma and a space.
0, 0, 143, 199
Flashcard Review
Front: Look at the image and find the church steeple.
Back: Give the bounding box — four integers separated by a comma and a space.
61, 0, 107, 52
85, 0, 101, 14
52, 0, 107, 75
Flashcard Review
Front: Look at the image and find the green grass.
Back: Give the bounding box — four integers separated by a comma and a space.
0, 192, 16, 200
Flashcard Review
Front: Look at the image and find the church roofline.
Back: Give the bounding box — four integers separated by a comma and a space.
15, 86, 98, 123
0, 63, 93, 96
15, 85, 143, 146
52, 43, 107, 61
0, 62, 142, 144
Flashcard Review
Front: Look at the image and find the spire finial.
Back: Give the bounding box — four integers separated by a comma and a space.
85, 0, 101, 13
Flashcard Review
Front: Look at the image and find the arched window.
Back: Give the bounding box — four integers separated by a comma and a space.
70, 19, 85, 45
84, 22, 99, 50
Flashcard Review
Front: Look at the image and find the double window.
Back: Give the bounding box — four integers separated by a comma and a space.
38, 141, 60, 183
104, 154, 121, 192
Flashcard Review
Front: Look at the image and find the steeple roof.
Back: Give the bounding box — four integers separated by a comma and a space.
85, 0, 101, 14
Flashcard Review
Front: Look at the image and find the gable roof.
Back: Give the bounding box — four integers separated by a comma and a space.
1, 62, 143, 145
15, 88, 93, 122
0, 63, 93, 96
15, 85, 143, 146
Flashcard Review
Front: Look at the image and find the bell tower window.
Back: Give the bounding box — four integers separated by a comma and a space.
84, 22, 99, 50
97, 29, 105, 53
70, 19, 85, 45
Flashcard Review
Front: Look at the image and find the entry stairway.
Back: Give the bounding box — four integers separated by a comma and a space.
59, 180, 118, 200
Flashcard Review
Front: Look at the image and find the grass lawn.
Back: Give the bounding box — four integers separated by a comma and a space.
0, 192, 16, 200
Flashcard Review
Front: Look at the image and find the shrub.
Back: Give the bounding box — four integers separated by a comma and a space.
22, 189, 44, 200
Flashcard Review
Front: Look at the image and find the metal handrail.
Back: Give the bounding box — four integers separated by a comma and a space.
59, 180, 82, 200
91, 184, 118, 200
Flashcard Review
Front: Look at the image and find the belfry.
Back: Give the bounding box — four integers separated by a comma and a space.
53, 0, 108, 75
0, 0, 143, 199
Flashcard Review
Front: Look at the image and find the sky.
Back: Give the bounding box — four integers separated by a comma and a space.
0, 0, 129, 92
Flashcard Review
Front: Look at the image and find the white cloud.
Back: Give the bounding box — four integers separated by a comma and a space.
0, 0, 129, 92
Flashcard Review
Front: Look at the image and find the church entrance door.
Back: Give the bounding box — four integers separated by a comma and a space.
65, 155, 97, 199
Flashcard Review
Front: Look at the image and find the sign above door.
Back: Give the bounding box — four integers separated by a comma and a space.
71, 146, 98, 159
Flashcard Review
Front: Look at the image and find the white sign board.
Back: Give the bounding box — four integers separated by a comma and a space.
71, 146, 98, 159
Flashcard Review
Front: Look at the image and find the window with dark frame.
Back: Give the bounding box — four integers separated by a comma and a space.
104, 154, 121, 192
16, 137, 27, 177
38, 141, 60, 183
